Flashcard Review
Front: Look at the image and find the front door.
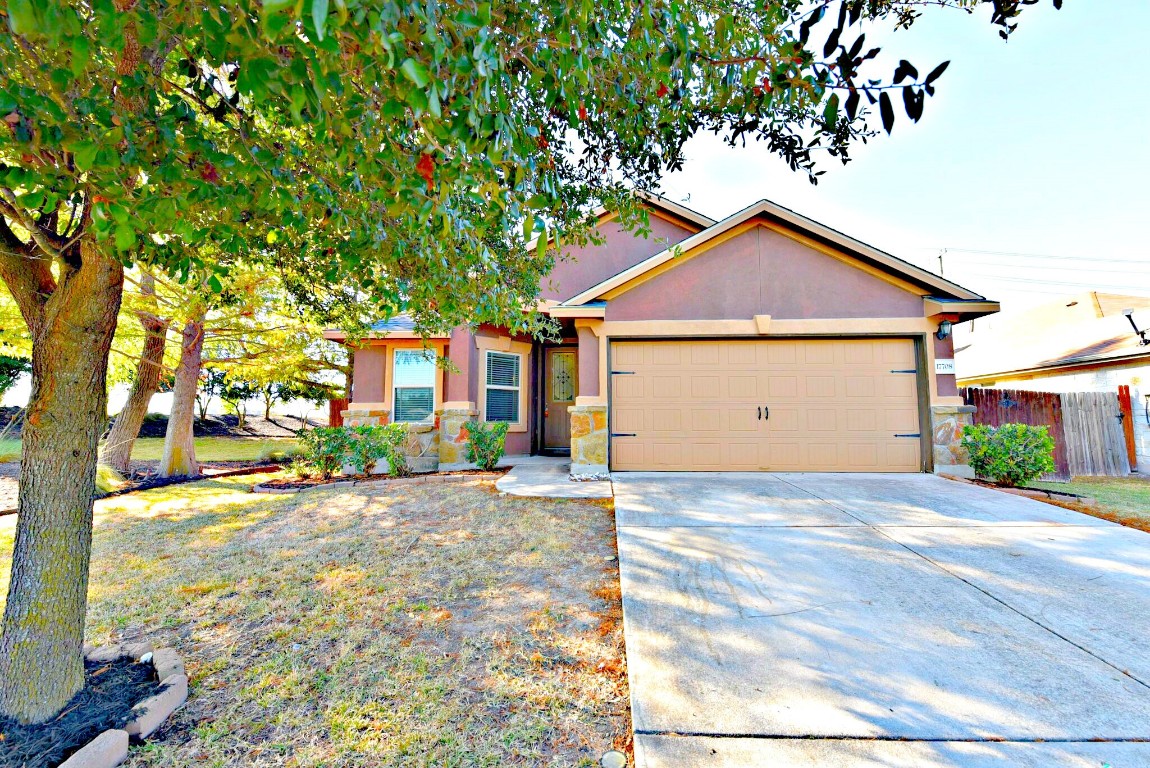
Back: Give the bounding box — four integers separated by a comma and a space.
544, 347, 578, 450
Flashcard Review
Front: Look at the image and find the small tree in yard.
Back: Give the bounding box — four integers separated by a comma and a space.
0, 0, 1052, 726
961, 423, 1057, 487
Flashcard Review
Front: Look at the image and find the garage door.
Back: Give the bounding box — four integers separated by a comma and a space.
610, 338, 922, 472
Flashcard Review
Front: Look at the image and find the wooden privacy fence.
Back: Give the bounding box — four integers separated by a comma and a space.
960, 387, 1131, 480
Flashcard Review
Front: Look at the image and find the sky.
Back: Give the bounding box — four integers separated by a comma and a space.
655, 1, 1150, 314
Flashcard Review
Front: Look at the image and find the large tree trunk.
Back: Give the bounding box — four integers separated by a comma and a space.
99, 275, 168, 475
160, 316, 204, 477
0, 241, 124, 723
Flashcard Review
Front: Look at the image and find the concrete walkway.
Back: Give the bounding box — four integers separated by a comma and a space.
613, 472, 1150, 767
495, 457, 613, 499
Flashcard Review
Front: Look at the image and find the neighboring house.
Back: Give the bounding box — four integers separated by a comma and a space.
325, 194, 998, 476
956, 292, 1150, 473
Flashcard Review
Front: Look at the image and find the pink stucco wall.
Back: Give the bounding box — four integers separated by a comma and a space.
541, 215, 698, 302
934, 332, 958, 397
605, 224, 924, 321
352, 347, 387, 402
577, 325, 600, 398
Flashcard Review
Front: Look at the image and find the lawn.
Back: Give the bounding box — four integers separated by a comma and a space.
1031, 475, 1150, 530
0, 437, 299, 463
0, 476, 629, 766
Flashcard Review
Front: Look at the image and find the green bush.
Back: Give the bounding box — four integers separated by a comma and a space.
297, 424, 411, 478
347, 424, 410, 477
298, 426, 351, 479
464, 420, 509, 471
960, 423, 1056, 487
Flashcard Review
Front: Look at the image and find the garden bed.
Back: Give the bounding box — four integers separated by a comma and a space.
252, 468, 506, 494
940, 473, 1098, 507
0, 645, 187, 768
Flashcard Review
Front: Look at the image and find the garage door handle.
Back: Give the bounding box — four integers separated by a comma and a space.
763, 405, 769, 421
758, 406, 761, 421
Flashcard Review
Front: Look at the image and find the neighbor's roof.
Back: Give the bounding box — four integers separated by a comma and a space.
560, 198, 990, 307
956, 292, 1150, 380
322, 314, 451, 342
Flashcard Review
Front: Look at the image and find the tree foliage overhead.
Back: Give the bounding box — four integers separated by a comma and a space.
1, 0, 1052, 335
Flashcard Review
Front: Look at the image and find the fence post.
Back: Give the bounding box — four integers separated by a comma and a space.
1118, 385, 1137, 472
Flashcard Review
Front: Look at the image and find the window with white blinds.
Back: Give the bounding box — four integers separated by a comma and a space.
393, 349, 436, 422
484, 351, 521, 423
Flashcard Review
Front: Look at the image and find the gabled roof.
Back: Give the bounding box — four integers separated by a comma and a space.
559, 198, 990, 308
525, 191, 715, 252
322, 314, 451, 342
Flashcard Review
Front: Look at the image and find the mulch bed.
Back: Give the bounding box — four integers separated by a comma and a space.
0, 658, 165, 768
256, 468, 507, 491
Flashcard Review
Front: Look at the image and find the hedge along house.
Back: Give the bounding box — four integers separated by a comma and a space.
325, 194, 998, 477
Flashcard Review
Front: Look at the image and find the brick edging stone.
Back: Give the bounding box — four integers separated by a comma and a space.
62, 643, 188, 768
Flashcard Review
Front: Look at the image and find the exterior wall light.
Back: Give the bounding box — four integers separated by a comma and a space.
935, 319, 952, 340
1123, 309, 1150, 346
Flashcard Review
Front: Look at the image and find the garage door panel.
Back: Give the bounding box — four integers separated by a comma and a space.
610, 339, 922, 472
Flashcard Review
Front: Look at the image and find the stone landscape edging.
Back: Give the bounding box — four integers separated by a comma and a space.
938, 473, 1099, 507
251, 472, 502, 495
60, 643, 188, 768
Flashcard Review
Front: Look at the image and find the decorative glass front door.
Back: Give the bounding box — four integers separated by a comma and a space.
544, 348, 578, 449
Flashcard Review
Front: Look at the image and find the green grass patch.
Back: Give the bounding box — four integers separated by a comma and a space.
0, 437, 299, 464
1031, 475, 1150, 529
127, 437, 299, 462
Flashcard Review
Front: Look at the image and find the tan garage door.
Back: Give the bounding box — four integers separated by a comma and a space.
610, 338, 922, 472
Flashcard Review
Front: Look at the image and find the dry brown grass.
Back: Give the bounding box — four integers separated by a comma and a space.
0, 475, 630, 767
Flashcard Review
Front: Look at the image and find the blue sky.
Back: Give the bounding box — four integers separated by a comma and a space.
658, 1, 1150, 312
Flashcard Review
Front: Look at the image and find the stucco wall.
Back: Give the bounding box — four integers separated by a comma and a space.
542, 214, 697, 302
352, 347, 387, 403
605, 224, 924, 322
980, 363, 1150, 473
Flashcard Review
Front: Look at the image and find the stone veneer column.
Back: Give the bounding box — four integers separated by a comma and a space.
438, 403, 478, 469
341, 407, 390, 427
569, 404, 608, 479
931, 404, 976, 477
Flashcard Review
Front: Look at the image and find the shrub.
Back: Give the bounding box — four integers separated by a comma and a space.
347, 424, 410, 477
297, 424, 411, 478
960, 423, 1056, 487
95, 464, 127, 495
257, 444, 303, 463
464, 420, 509, 471
298, 426, 351, 479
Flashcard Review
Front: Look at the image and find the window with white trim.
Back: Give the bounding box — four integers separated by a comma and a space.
392, 349, 436, 422
484, 351, 521, 423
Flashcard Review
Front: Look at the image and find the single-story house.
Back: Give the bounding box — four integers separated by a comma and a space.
956, 292, 1150, 472
324, 194, 999, 476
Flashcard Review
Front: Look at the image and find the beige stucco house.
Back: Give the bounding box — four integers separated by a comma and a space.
325, 194, 998, 476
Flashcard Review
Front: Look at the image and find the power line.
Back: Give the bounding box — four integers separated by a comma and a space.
925, 246, 1148, 266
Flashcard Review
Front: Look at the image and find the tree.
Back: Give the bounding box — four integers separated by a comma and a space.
0, 353, 29, 398
0, 0, 1050, 724
100, 272, 170, 474
217, 373, 257, 429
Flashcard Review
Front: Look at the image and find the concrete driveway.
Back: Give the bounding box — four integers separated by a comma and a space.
613, 473, 1150, 767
